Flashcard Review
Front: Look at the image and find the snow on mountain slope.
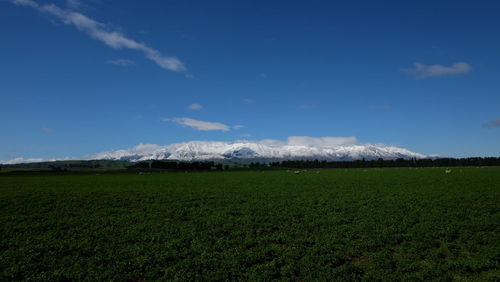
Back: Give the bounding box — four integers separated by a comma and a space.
88, 141, 427, 162
1, 137, 429, 164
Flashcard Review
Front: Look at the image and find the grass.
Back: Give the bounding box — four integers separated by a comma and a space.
1, 167, 499, 280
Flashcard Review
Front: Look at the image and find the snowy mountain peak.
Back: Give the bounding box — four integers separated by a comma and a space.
1, 137, 429, 164
88, 140, 427, 162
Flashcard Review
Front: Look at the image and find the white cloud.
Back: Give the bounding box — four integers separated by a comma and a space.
483, 117, 500, 128
106, 59, 135, 66
233, 125, 244, 129
11, 0, 38, 8
0, 156, 72, 165
256, 139, 285, 147
243, 98, 255, 104
237, 136, 358, 148
404, 62, 471, 78
1, 157, 47, 164
10, 0, 186, 72
285, 136, 359, 147
164, 117, 230, 131
187, 103, 203, 110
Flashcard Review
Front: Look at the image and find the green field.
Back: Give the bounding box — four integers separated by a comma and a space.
1, 168, 499, 281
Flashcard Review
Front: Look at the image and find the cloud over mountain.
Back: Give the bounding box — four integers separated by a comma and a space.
286, 136, 358, 147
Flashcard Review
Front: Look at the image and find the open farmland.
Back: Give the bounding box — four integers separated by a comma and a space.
1, 167, 499, 281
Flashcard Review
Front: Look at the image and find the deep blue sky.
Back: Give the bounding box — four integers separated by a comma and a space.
1, 0, 499, 161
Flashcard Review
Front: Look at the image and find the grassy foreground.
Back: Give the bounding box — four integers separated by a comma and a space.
1, 168, 499, 281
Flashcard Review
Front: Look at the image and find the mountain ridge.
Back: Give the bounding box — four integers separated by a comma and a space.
1, 140, 431, 165
89, 141, 428, 162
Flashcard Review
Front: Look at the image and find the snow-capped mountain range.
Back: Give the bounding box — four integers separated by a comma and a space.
88, 141, 427, 162
1, 137, 430, 164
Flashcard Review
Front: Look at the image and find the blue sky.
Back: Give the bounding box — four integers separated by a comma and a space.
1, 0, 499, 161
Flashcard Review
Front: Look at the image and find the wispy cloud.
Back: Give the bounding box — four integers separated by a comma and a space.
187, 103, 203, 110
286, 136, 359, 147
163, 117, 231, 131
483, 117, 500, 128
243, 98, 255, 104
65, 0, 80, 10
298, 104, 314, 110
1, 157, 48, 165
41, 126, 53, 134
233, 125, 244, 129
0, 156, 72, 165
106, 59, 135, 66
250, 136, 359, 147
403, 62, 471, 78
10, 0, 186, 72
369, 104, 392, 110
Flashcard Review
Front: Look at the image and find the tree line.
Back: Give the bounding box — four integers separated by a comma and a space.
3, 157, 498, 173
129, 157, 500, 171
261, 157, 500, 169
127, 160, 228, 171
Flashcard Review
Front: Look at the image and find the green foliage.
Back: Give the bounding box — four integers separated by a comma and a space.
0, 160, 130, 171
274, 157, 500, 168
0, 168, 499, 280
